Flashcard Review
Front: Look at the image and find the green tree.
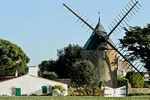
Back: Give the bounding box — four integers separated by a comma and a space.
42, 71, 58, 80
38, 60, 56, 73
119, 24, 150, 71
70, 60, 97, 93
126, 71, 144, 88
56, 44, 82, 78
0, 39, 30, 75
38, 44, 82, 78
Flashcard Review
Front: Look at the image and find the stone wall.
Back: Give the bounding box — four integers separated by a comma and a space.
129, 88, 150, 94
127, 83, 150, 95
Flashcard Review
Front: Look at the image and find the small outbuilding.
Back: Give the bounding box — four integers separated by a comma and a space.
0, 66, 68, 96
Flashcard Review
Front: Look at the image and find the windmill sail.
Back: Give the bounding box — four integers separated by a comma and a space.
63, 0, 145, 87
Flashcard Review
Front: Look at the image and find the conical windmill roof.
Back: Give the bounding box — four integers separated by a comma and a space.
95, 19, 106, 33
83, 20, 115, 50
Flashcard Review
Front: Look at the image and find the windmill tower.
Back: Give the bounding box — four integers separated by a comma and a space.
82, 18, 117, 87
63, 0, 144, 88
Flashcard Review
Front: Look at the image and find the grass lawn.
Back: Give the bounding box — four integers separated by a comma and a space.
0, 96, 150, 100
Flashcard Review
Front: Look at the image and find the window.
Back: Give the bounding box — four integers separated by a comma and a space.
11, 87, 16, 96
117, 70, 123, 76
102, 51, 107, 59
48, 85, 52, 93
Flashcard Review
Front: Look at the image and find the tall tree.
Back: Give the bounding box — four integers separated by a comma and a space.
56, 44, 82, 78
0, 39, 30, 75
38, 60, 56, 73
38, 44, 82, 78
70, 60, 98, 95
70, 60, 97, 87
119, 24, 150, 71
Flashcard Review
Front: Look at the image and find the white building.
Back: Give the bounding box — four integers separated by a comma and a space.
0, 66, 68, 96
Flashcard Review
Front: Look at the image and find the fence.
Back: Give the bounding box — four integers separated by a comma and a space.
102, 86, 126, 97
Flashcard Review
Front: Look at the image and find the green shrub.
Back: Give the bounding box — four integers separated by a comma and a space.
117, 77, 128, 87
133, 85, 141, 88
126, 71, 144, 88
52, 85, 65, 91
93, 87, 104, 96
144, 82, 150, 88
68, 87, 104, 96
52, 85, 66, 96
146, 85, 150, 88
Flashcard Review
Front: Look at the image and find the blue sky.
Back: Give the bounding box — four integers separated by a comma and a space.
0, 0, 149, 66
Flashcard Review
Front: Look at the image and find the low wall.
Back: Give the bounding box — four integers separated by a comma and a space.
129, 88, 150, 94
127, 83, 150, 95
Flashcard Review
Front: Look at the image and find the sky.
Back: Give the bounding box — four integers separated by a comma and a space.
0, 0, 150, 66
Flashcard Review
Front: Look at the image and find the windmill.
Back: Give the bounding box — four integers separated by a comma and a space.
63, 0, 145, 88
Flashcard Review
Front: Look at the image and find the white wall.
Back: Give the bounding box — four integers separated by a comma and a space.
0, 74, 67, 96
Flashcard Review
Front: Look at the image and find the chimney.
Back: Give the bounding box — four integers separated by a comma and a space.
28, 66, 38, 76
15, 70, 18, 77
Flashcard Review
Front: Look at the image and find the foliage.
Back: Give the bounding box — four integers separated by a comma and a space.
38, 44, 82, 78
144, 82, 150, 88
126, 71, 144, 88
56, 44, 82, 78
117, 76, 129, 88
38, 60, 57, 73
68, 87, 104, 96
119, 24, 150, 71
92, 86, 104, 96
99, 81, 105, 88
52, 85, 65, 91
70, 60, 98, 95
52, 85, 66, 96
0, 39, 30, 76
42, 71, 58, 80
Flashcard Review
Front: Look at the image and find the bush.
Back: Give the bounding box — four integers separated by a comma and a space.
68, 87, 104, 96
144, 82, 150, 88
126, 71, 144, 88
133, 85, 141, 88
52, 85, 65, 91
92, 87, 104, 96
117, 77, 129, 87
52, 85, 66, 96
146, 85, 150, 88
